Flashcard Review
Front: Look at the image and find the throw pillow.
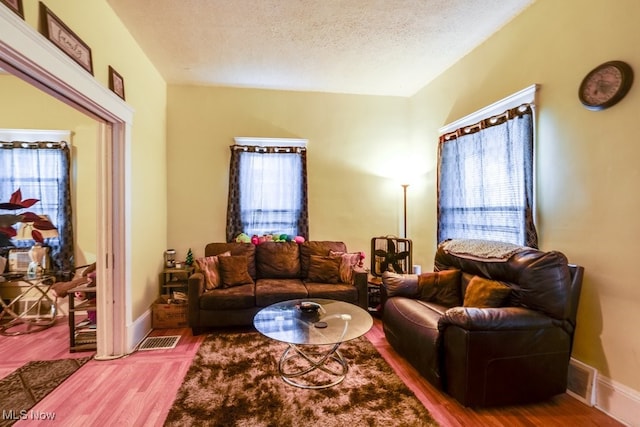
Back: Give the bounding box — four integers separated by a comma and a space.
418, 269, 462, 307
381, 271, 419, 298
306, 255, 342, 283
218, 255, 254, 288
463, 275, 512, 308
195, 251, 231, 290
329, 250, 361, 283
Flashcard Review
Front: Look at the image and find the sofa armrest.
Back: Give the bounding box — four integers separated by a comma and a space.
188, 272, 205, 327
353, 267, 368, 310
438, 306, 557, 332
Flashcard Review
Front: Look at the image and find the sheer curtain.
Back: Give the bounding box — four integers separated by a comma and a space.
0, 141, 75, 271
437, 105, 538, 247
226, 145, 309, 242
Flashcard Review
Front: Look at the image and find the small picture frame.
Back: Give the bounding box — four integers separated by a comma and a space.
0, 0, 24, 19
39, 2, 93, 75
108, 66, 125, 100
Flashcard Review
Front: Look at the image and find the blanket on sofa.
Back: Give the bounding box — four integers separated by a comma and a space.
440, 238, 524, 262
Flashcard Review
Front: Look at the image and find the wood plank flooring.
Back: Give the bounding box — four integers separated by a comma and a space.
0, 317, 625, 426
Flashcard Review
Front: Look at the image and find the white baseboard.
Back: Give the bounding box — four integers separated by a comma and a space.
594, 374, 640, 427
126, 306, 153, 354
567, 359, 640, 427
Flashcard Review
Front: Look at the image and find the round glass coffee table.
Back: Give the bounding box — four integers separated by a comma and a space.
253, 298, 373, 389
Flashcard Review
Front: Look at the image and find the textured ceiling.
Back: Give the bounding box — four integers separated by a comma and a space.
107, 0, 534, 97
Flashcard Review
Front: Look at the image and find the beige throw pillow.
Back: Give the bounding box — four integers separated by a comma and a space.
329, 250, 361, 283
195, 251, 231, 290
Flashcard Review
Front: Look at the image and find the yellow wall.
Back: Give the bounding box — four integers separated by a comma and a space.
0, 75, 97, 265
166, 86, 412, 262
410, 0, 640, 392
11, 0, 169, 319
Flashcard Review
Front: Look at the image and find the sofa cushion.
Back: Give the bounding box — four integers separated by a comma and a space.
300, 241, 347, 278
382, 271, 419, 298
195, 251, 231, 290
329, 250, 361, 283
218, 255, 255, 288
255, 242, 301, 279
306, 255, 342, 283
255, 278, 308, 307
463, 276, 511, 308
304, 282, 358, 304
418, 269, 462, 308
199, 284, 255, 310
205, 242, 256, 279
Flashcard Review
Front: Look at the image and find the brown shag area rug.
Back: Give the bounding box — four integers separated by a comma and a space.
0, 357, 91, 427
164, 331, 438, 427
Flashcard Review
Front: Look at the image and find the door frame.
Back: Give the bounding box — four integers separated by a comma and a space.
0, 8, 131, 358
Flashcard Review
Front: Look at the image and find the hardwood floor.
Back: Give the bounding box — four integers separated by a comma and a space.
0, 317, 625, 426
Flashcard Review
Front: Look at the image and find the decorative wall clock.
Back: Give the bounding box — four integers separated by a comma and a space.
578, 60, 633, 111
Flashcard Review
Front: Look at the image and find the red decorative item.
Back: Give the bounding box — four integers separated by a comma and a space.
0, 188, 56, 244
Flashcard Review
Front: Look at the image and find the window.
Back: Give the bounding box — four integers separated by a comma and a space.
226, 138, 309, 242
0, 129, 74, 271
437, 86, 538, 247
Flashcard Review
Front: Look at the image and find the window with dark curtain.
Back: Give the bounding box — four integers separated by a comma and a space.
0, 141, 75, 271
226, 144, 309, 242
437, 104, 538, 248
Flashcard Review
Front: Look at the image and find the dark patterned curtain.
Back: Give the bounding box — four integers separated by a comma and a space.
437, 104, 538, 248
0, 141, 75, 271
226, 145, 309, 242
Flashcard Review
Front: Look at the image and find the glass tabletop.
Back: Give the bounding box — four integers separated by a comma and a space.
253, 298, 373, 346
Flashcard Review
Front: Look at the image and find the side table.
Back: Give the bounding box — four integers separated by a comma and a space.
367, 275, 382, 316
161, 266, 194, 297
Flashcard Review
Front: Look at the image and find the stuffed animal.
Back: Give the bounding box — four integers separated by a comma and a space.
235, 233, 251, 243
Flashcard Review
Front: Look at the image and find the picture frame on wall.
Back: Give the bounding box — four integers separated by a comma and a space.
0, 0, 24, 18
39, 2, 93, 75
108, 66, 125, 100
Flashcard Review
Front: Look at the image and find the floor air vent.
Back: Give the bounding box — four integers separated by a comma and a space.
567, 357, 597, 406
138, 335, 181, 351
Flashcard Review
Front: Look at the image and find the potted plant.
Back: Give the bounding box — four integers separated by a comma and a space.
0, 188, 56, 247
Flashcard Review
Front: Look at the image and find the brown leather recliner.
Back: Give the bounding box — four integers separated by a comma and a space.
382, 239, 583, 407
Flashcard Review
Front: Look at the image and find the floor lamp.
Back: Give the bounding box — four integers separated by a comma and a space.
401, 184, 409, 238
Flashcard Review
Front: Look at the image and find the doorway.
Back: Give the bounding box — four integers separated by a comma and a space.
0, 11, 129, 358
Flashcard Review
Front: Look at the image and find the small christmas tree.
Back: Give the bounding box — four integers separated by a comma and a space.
185, 248, 194, 267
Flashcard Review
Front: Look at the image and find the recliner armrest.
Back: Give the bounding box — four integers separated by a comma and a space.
438, 306, 557, 332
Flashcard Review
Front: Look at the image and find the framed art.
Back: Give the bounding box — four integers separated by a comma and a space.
39, 2, 93, 75
108, 66, 125, 100
0, 0, 24, 19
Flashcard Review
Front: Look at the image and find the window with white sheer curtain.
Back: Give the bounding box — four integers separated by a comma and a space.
226, 138, 309, 242
0, 130, 75, 271
437, 86, 538, 248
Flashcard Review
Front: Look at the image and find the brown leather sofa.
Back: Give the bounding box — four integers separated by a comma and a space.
188, 241, 367, 334
382, 239, 583, 407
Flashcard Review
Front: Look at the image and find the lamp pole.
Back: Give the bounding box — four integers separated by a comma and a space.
401, 184, 409, 238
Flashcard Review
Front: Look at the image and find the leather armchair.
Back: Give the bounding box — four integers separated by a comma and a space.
382, 239, 583, 407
